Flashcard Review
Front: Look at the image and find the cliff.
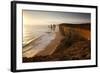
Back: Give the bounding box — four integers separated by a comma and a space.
50, 23, 91, 60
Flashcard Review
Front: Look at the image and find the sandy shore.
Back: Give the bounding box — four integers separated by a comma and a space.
35, 31, 64, 56
22, 31, 61, 58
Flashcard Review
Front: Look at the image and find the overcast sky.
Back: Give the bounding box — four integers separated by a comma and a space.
23, 10, 91, 25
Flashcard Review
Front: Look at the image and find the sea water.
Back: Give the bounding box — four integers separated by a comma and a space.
23, 24, 59, 57
23, 25, 51, 47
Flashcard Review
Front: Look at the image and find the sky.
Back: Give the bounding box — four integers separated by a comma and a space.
23, 10, 91, 25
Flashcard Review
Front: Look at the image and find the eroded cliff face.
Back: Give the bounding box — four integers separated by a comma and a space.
51, 23, 91, 60
59, 23, 91, 40
23, 23, 91, 62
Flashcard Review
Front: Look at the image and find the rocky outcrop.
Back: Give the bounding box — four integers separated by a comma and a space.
50, 23, 91, 60
59, 23, 91, 40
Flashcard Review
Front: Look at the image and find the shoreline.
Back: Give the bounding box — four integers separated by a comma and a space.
22, 32, 57, 58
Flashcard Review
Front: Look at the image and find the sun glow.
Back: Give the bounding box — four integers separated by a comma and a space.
23, 10, 91, 25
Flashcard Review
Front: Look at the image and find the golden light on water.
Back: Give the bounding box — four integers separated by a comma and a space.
23, 12, 48, 25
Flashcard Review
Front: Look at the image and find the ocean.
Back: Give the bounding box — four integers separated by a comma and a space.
22, 24, 59, 57
23, 25, 51, 47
